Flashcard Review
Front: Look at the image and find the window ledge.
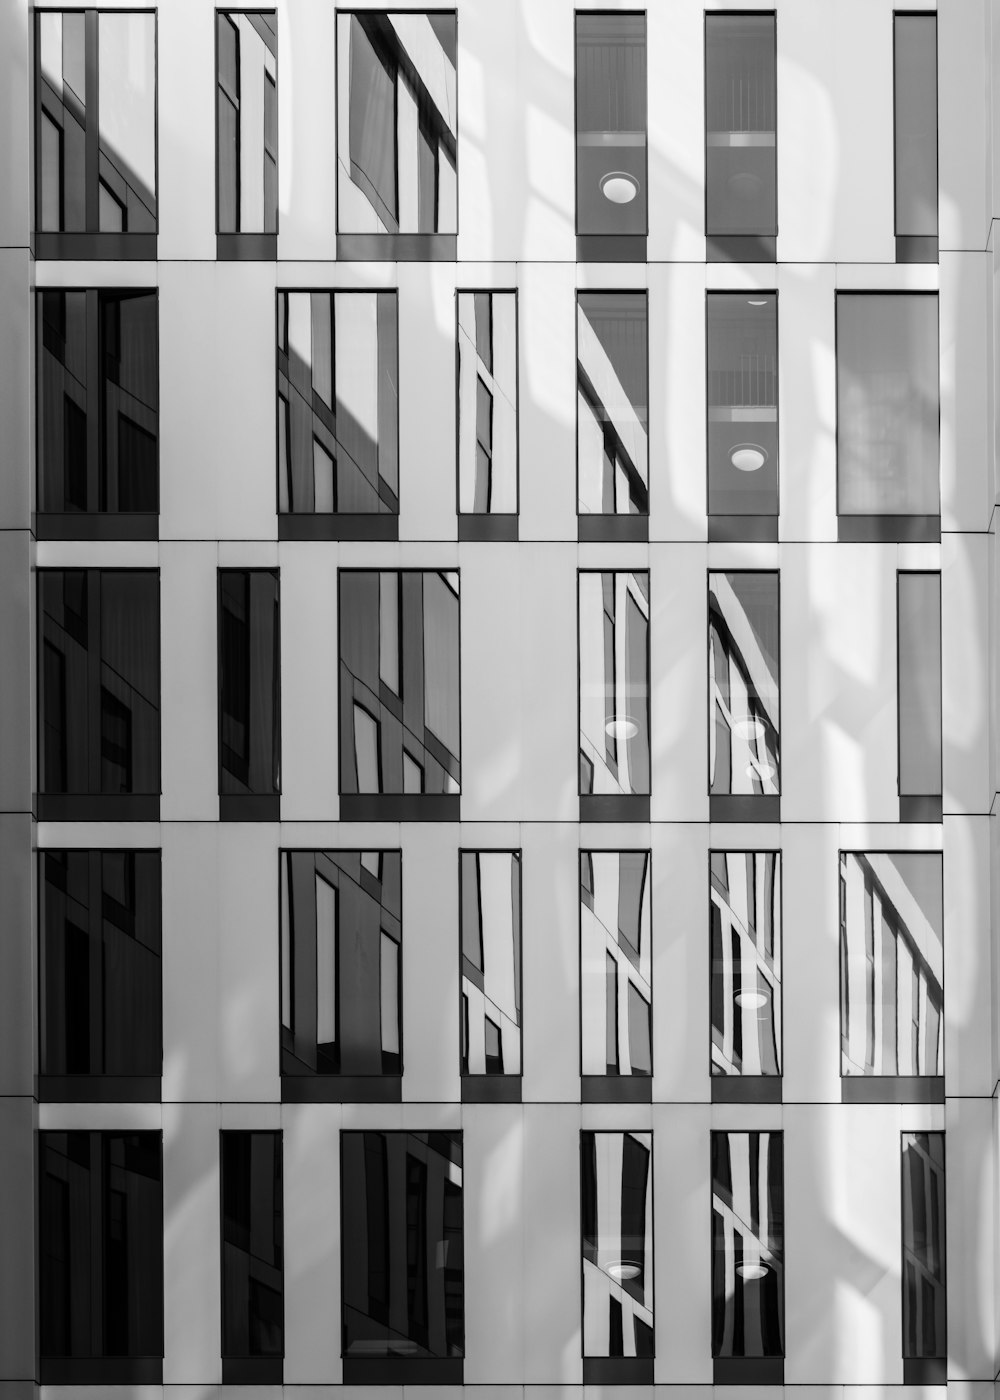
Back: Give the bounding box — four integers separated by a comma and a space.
336, 233, 456, 262
41, 1358, 163, 1384
714, 1357, 784, 1384
709, 514, 778, 543
576, 234, 647, 263
904, 1358, 947, 1385
841, 1076, 944, 1104
342, 1357, 463, 1385
222, 1357, 283, 1384
220, 794, 280, 822
34, 232, 157, 261
580, 794, 650, 823
217, 233, 277, 261
707, 234, 776, 263
579, 515, 649, 543
582, 1074, 652, 1103
339, 794, 460, 822
38, 1075, 161, 1103
710, 795, 780, 824
583, 1357, 654, 1384
838, 514, 940, 543
281, 1074, 402, 1103
462, 1074, 521, 1103
900, 795, 942, 824
279, 513, 398, 541
896, 235, 938, 264
458, 514, 518, 542
712, 1075, 781, 1103
35, 512, 158, 541
37, 795, 160, 821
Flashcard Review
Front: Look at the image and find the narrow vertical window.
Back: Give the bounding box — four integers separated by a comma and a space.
707, 292, 778, 538
217, 12, 277, 256
710, 851, 781, 1100
580, 852, 652, 1100
577, 294, 648, 540
705, 13, 777, 261
218, 569, 281, 819
708, 571, 780, 821
579, 571, 650, 820
460, 851, 521, 1099
897, 573, 942, 822
901, 1132, 947, 1383
220, 1131, 284, 1383
574, 12, 647, 257
457, 292, 518, 537
894, 14, 938, 262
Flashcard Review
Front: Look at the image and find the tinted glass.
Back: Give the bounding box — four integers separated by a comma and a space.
575, 13, 647, 235
578, 294, 648, 518
98, 13, 156, 232
711, 1130, 783, 1357
708, 572, 780, 797
38, 12, 88, 231
894, 16, 938, 238
901, 1132, 946, 1359
457, 292, 517, 514
580, 852, 651, 1077
217, 13, 277, 234
705, 14, 776, 237
710, 851, 781, 1077
579, 572, 650, 796
898, 573, 942, 798
219, 570, 281, 798
707, 293, 777, 516
461, 852, 521, 1075
581, 1131, 654, 1358
221, 1131, 283, 1360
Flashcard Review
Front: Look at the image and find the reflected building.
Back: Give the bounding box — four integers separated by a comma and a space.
708, 570, 780, 817
710, 851, 781, 1094
901, 1131, 947, 1380
457, 291, 517, 530
579, 570, 650, 818
459, 851, 521, 1097
577, 293, 648, 535
216, 12, 277, 239
580, 851, 652, 1099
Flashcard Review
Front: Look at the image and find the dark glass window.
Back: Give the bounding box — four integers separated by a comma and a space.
707, 292, 777, 530
711, 1131, 784, 1362
840, 853, 943, 1088
341, 1131, 464, 1379
38, 569, 160, 818
708, 571, 780, 816
575, 13, 647, 238
460, 851, 521, 1080
277, 291, 398, 528
218, 570, 281, 812
579, 571, 650, 812
36, 11, 157, 249
580, 852, 651, 1088
40, 849, 161, 1094
581, 1131, 653, 1374
457, 292, 518, 521
897, 573, 942, 819
280, 850, 402, 1096
894, 14, 938, 260
221, 1131, 283, 1379
38, 289, 158, 527
39, 1131, 163, 1380
217, 12, 277, 236
577, 294, 648, 533
711, 851, 781, 1083
705, 13, 777, 260
901, 1132, 946, 1373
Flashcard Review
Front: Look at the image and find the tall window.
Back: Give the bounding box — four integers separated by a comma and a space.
280, 850, 402, 1101
901, 1132, 947, 1384
710, 851, 781, 1100
577, 293, 649, 540
581, 1131, 654, 1384
38, 569, 160, 821
341, 1130, 464, 1384
39, 849, 161, 1100
708, 571, 780, 821
711, 1130, 784, 1383
894, 14, 938, 262
836, 293, 940, 540
36, 10, 157, 257
706, 292, 778, 538
220, 1131, 284, 1383
457, 291, 518, 538
579, 571, 650, 821
840, 852, 943, 1100
218, 570, 281, 819
217, 11, 278, 256
580, 851, 652, 1100
705, 13, 777, 261
460, 851, 521, 1100
336, 11, 458, 258
575, 12, 647, 256
897, 572, 942, 822
277, 290, 398, 538
39, 1131, 163, 1383
339, 570, 461, 820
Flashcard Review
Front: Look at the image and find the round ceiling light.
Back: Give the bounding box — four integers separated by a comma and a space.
730, 444, 767, 473
748, 759, 777, 782
600, 171, 639, 204
747, 298, 768, 307
736, 1261, 769, 1281
735, 989, 769, 1010
606, 716, 639, 742
728, 171, 763, 201
607, 1260, 641, 1281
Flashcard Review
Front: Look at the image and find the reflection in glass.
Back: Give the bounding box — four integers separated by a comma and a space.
578, 295, 648, 518
901, 1132, 946, 1361
711, 852, 780, 1077
840, 853, 943, 1078
898, 574, 942, 801
40, 850, 161, 1080
705, 14, 777, 241
340, 571, 461, 797
461, 852, 520, 1076
278, 291, 398, 516
712, 1131, 783, 1358
579, 572, 650, 797
217, 13, 277, 234
707, 293, 777, 517
341, 1131, 464, 1359
219, 570, 280, 799
575, 14, 647, 236
894, 16, 938, 241
582, 1131, 653, 1359
581, 852, 651, 1078
457, 293, 517, 515
837, 294, 940, 517
280, 851, 402, 1078
221, 1131, 283, 1363
708, 572, 780, 797
337, 12, 457, 234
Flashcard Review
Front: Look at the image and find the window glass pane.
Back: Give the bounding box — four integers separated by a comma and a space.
898, 573, 942, 797
901, 1132, 947, 1359
216, 13, 278, 234
101, 291, 159, 513
711, 1130, 784, 1357
705, 14, 777, 237
38, 12, 87, 232
707, 293, 777, 516
38, 290, 87, 511
582, 1131, 653, 1358
98, 13, 157, 229
837, 295, 940, 516
575, 13, 647, 235
710, 851, 781, 1077
708, 572, 780, 797
581, 852, 651, 1077
577, 295, 648, 517
895, 16, 937, 238
221, 1131, 284, 1360
579, 572, 650, 796
461, 851, 521, 1076
219, 570, 280, 797
458, 291, 517, 514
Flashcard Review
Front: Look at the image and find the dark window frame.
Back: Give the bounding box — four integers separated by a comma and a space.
455, 287, 519, 539
215, 8, 279, 260
219, 1128, 285, 1384
217, 567, 282, 820
458, 847, 522, 1102
896, 570, 943, 823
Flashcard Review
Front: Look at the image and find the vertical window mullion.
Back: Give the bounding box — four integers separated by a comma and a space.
84, 10, 100, 233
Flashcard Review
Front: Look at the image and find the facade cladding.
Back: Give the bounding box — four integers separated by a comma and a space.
4, 0, 1000, 1393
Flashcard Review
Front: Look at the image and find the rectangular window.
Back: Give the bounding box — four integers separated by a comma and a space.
581, 1131, 653, 1384
577, 293, 648, 539
280, 850, 402, 1101
894, 14, 938, 262
897, 572, 942, 822
38, 569, 160, 820
706, 292, 778, 538
457, 291, 518, 537
708, 571, 780, 821
339, 570, 460, 820
901, 1132, 947, 1384
36, 10, 157, 257
217, 11, 278, 256
220, 1131, 284, 1383
39, 849, 161, 1100
579, 571, 650, 820
710, 851, 781, 1099
336, 11, 458, 259
705, 13, 777, 261
836, 294, 940, 540
39, 1131, 163, 1383
580, 852, 651, 1100
574, 12, 647, 256
460, 851, 521, 1099
341, 1130, 464, 1384
37, 289, 158, 535
840, 852, 943, 1100
218, 570, 281, 818
711, 1130, 784, 1383
277, 290, 398, 538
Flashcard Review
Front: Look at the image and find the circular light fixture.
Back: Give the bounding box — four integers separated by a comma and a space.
748, 759, 777, 782
736, 1261, 769, 1281
600, 171, 639, 204
730, 444, 767, 473
607, 1260, 641, 1281
733, 717, 766, 744
728, 171, 763, 201
747, 298, 768, 307
606, 716, 639, 742
735, 989, 769, 1010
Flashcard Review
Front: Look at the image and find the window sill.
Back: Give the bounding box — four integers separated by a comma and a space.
281, 1074, 402, 1103
342, 1357, 463, 1385
714, 1357, 784, 1384
35, 512, 158, 541
710, 795, 780, 824
279, 513, 399, 541
576, 234, 647, 263
336, 233, 457, 262
579, 514, 649, 543
580, 794, 650, 823
900, 795, 942, 824
841, 1076, 944, 1104
583, 1357, 654, 1384
37, 795, 160, 821
897, 235, 938, 264
707, 234, 776, 263
41, 1358, 163, 1384
458, 514, 518, 542
904, 1358, 947, 1385
712, 1075, 781, 1103
222, 1357, 283, 1384
38, 1075, 161, 1103
339, 794, 460, 822
582, 1074, 651, 1103
217, 233, 277, 261
462, 1074, 521, 1103
220, 794, 280, 822
34, 232, 157, 261
709, 514, 778, 543
838, 514, 940, 543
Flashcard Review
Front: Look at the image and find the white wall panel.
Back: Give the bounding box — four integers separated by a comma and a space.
279, 0, 337, 262
217, 822, 280, 1102
940, 0, 990, 252
943, 533, 991, 815
779, 264, 837, 542
941, 254, 991, 533
402, 824, 460, 1102
398, 263, 459, 540
463, 1103, 526, 1381
519, 262, 577, 541
157, 0, 216, 261
163, 1102, 222, 1384
522, 1103, 582, 1381
283, 1102, 343, 1383
162, 822, 221, 1104
278, 543, 339, 820
521, 824, 579, 1103
460, 543, 523, 821
160, 542, 219, 822
651, 825, 708, 1102
653, 1104, 712, 1382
